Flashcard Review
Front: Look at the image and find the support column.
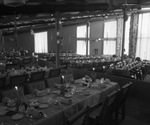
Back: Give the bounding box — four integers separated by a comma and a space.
121, 9, 127, 61
86, 21, 90, 56
55, 15, 61, 68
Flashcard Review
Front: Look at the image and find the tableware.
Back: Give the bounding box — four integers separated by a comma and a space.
99, 84, 107, 88
31, 110, 43, 119
11, 113, 24, 120
30, 102, 39, 107
64, 93, 72, 98
52, 90, 61, 94
0, 110, 8, 116
0, 106, 7, 111
39, 104, 49, 109
29, 99, 38, 103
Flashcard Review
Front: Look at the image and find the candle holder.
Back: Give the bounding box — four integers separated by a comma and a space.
15, 86, 21, 111
91, 68, 96, 82
60, 75, 66, 96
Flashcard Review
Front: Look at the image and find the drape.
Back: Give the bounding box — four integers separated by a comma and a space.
129, 13, 139, 58
116, 18, 123, 56
136, 13, 150, 60
34, 32, 48, 53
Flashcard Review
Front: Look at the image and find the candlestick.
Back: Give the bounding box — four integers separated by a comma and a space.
62, 75, 64, 84
61, 75, 66, 95
15, 86, 20, 110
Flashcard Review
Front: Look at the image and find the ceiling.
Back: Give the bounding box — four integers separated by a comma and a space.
1, 0, 150, 34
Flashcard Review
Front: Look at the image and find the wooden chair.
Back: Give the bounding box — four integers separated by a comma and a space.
22, 57, 32, 67
115, 82, 132, 125
6, 64, 20, 70
88, 90, 119, 125
49, 68, 61, 78
0, 77, 6, 90
9, 74, 28, 87
64, 106, 91, 125
1, 87, 24, 99
27, 80, 46, 94
30, 71, 45, 82
45, 76, 61, 88
63, 74, 74, 83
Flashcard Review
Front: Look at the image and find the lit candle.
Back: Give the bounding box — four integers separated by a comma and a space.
15, 86, 20, 101
93, 68, 95, 71
15, 86, 18, 91
62, 75, 64, 84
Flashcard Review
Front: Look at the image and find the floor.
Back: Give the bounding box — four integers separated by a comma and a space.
119, 74, 150, 125
118, 96, 150, 125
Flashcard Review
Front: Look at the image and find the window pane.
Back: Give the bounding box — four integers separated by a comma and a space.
77, 25, 86, 38
34, 32, 48, 53
104, 21, 117, 38
103, 40, 116, 55
103, 20, 117, 55
76, 40, 86, 55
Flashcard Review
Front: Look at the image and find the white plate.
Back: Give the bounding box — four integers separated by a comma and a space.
11, 113, 24, 120
39, 104, 49, 109
0, 106, 7, 111
52, 90, 60, 94
30, 102, 39, 107
29, 99, 38, 103
0, 110, 8, 116
64, 94, 72, 98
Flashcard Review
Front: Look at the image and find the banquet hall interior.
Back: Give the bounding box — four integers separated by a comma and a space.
0, 0, 150, 125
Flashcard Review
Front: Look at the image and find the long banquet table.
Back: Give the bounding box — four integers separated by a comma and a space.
0, 79, 119, 125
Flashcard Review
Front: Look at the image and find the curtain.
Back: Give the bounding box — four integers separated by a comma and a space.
103, 20, 117, 55
116, 18, 123, 56
129, 13, 139, 58
136, 13, 150, 60
34, 32, 48, 53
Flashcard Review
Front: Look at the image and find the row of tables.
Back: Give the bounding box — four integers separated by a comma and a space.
0, 78, 119, 125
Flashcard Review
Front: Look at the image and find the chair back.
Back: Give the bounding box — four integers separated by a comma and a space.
64, 106, 90, 125
45, 76, 61, 88
98, 90, 118, 121
30, 71, 45, 82
0, 77, 6, 89
27, 81, 46, 93
1, 87, 24, 99
22, 58, 31, 64
49, 68, 61, 78
11, 59, 20, 65
6, 64, 20, 70
9, 74, 28, 87
118, 82, 132, 107
63, 74, 74, 83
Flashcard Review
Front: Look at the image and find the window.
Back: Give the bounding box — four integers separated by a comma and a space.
136, 13, 150, 60
103, 20, 117, 55
34, 31, 48, 53
76, 25, 90, 55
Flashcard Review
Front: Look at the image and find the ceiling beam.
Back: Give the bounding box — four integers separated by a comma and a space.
0, 3, 109, 16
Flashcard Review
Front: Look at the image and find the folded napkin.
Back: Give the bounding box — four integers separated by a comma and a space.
35, 89, 47, 97
105, 78, 111, 84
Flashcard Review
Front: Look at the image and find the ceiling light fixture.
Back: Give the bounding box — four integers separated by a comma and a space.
4, 0, 25, 7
